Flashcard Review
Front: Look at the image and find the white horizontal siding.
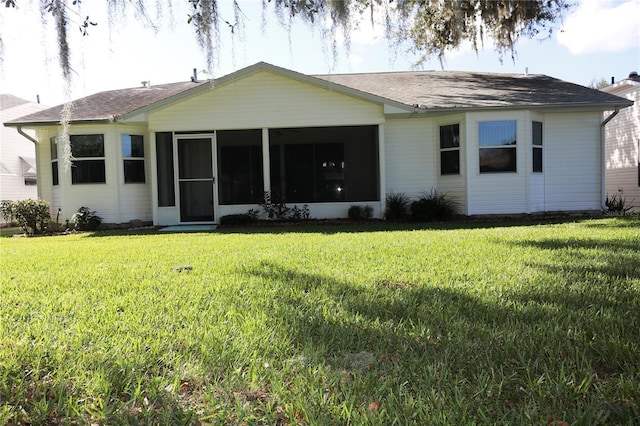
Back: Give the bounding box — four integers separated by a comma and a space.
604, 86, 639, 211
149, 70, 383, 131
544, 112, 602, 211
0, 102, 44, 202
384, 117, 436, 199
435, 115, 467, 214
466, 111, 528, 215
529, 174, 545, 212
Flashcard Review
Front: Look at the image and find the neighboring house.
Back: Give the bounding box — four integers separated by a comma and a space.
4, 62, 633, 226
602, 72, 640, 212
0, 95, 47, 205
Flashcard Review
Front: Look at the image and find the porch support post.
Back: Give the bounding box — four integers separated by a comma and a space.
149, 130, 159, 225
262, 128, 271, 194
378, 123, 386, 219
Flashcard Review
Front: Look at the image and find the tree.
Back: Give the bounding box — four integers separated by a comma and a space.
3, 0, 573, 81
1, 0, 572, 171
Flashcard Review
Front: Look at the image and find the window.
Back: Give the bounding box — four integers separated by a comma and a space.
217, 130, 264, 204
269, 126, 378, 203
122, 134, 145, 183
532, 121, 543, 173
70, 134, 105, 184
479, 120, 517, 173
440, 124, 460, 175
50, 137, 58, 186
156, 132, 175, 207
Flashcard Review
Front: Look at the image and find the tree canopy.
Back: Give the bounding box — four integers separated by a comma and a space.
3, 0, 573, 81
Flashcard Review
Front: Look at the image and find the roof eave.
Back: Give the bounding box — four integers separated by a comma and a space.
388, 100, 634, 117
4, 118, 115, 128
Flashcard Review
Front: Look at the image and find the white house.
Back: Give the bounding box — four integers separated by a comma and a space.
4, 62, 633, 226
0, 95, 47, 206
602, 72, 640, 212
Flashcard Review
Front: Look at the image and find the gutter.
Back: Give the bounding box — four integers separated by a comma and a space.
16, 126, 41, 200
600, 107, 621, 211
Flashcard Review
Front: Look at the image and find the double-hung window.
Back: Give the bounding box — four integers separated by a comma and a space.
532, 121, 543, 173
122, 135, 145, 183
440, 124, 460, 175
479, 120, 517, 173
70, 134, 105, 184
50, 137, 59, 186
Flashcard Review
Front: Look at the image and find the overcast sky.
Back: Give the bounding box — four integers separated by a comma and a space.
1, 0, 638, 107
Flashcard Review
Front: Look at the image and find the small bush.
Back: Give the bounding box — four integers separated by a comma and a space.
410, 189, 459, 222
219, 214, 256, 226
385, 192, 410, 221
348, 205, 373, 220
0, 200, 13, 223
72, 207, 102, 231
253, 192, 312, 221
605, 192, 634, 215
6, 199, 51, 234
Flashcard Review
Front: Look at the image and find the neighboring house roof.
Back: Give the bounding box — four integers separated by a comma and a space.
6, 62, 633, 127
601, 74, 640, 95
0, 94, 32, 111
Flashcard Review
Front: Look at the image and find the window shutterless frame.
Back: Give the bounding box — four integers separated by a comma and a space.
478, 120, 517, 173
439, 123, 460, 175
70, 134, 106, 184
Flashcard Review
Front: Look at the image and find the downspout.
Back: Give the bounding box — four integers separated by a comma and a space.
601, 107, 620, 211
17, 126, 41, 199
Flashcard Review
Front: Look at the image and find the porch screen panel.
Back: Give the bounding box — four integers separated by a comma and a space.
217, 130, 264, 204
269, 126, 379, 203
156, 132, 175, 206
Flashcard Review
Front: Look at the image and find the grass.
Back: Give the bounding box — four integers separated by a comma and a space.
1, 217, 639, 425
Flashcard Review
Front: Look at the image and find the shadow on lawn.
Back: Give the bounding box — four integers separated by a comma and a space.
238, 253, 639, 421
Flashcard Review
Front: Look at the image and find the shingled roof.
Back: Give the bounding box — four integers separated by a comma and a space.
6, 81, 206, 126
5, 63, 632, 126
314, 70, 632, 110
1, 94, 32, 111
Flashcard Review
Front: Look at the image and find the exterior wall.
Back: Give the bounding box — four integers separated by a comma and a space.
435, 114, 467, 214
384, 117, 436, 199
0, 102, 46, 209
35, 124, 152, 225
465, 111, 529, 215
604, 84, 639, 211
528, 111, 546, 212
149, 70, 384, 131
544, 111, 602, 211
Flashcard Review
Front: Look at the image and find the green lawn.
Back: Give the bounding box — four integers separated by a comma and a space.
1, 218, 639, 425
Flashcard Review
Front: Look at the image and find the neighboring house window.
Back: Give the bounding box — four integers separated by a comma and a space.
217, 129, 263, 205
50, 137, 59, 186
440, 123, 460, 175
479, 120, 517, 173
156, 132, 175, 207
269, 125, 379, 203
70, 134, 105, 184
122, 134, 145, 183
532, 121, 543, 173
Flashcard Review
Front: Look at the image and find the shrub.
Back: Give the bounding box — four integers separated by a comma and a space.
252, 192, 311, 221
8, 199, 51, 234
348, 205, 373, 220
219, 214, 256, 226
0, 200, 13, 223
384, 192, 410, 221
72, 207, 102, 231
605, 192, 634, 215
410, 189, 459, 222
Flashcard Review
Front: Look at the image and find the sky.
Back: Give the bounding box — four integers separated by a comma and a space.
0, 0, 639, 107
